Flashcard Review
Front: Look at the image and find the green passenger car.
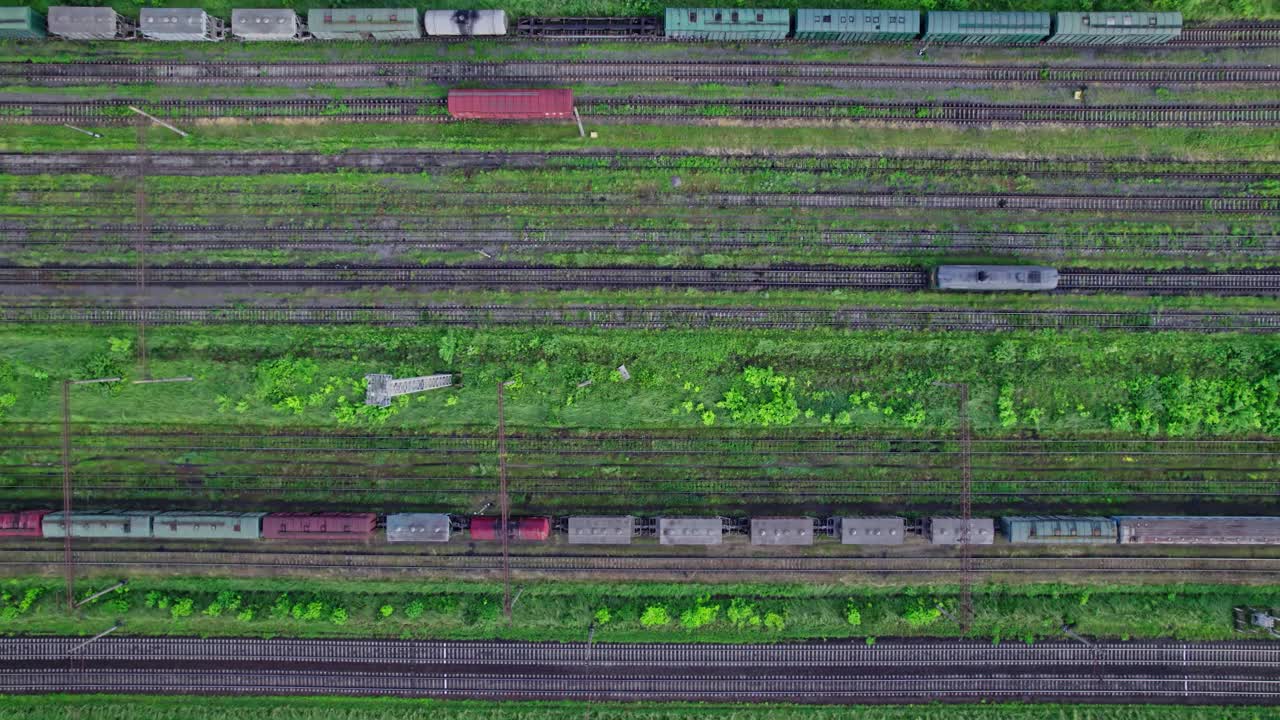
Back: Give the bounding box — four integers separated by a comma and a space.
41, 511, 154, 539
664, 8, 790, 40
151, 512, 265, 541
0, 7, 46, 38
1001, 516, 1117, 545
794, 9, 918, 42
923, 11, 1050, 44
307, 8, 420, 40
1049, 12, 1182, 45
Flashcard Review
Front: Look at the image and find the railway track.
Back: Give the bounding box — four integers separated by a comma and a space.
9, 189, 1273, 215
4, 149, 1275, 182
2, 60, 1277, 87
6, 226, 1280, 260
3, 304, 1278, 332
3, 97, 1277, 126
2, 548, 1279, 576
4, 265, 1279, 295
7, 667, 1277, 701
4, 637, 1276, 667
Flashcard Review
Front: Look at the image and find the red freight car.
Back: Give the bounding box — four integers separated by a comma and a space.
0, 510, 50, 537
469, 516, 552, 541
448, 88, 574, 120
262, 512, 377, 541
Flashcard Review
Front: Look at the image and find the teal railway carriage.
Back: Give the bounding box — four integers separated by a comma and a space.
923, 11, 1051, 44
308, 8, 420, 40
664, 7, 789, 40
1049, 12, 1182, 45
151, 512, 266, 540
1001, 516, 1117, 545
794, 9, 919, 42
0, 7, 45, 38
42, 511, 153, 538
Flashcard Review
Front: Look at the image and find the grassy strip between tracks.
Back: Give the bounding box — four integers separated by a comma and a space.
1, 323, 1278, 437
2, 122, 1277, 161
2, 697, 1274, 720
0, 697, 1275, 720
4, 577, 1280, 642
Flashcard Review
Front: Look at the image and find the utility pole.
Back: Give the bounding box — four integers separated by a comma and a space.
62, 377, 193, 611
935, 381, 973, 630
497, 381, 511, 622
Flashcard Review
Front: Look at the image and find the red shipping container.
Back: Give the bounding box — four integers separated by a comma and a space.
448, 88, 574, 120
262, 512, 377, 540
0, 510, 50, 537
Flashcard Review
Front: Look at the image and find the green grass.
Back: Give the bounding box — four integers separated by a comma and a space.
1, 122, 1276, 160
5, 576, 1280, 642
1, 697, 1273, 720
1, 323, 1278, 438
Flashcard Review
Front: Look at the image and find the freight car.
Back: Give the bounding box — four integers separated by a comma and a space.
933, 265, 1059, 292
1116, 516, 1280, 545
447, 88, 574, 119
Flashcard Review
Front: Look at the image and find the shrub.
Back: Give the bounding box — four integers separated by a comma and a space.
236, 609, 254, 622
716, 367, 800, 427
379, 605, 395, 618
170, 598, 194, 620
726, 598, 760, 629
763, 612, 785, 632
845, 603, 862, 627
404, 600, 426, 620
593, 607, 612, 625
903, 603, 941, 629
679, 595, 721, 631
330, 607, 349, 626
640, 605, 670, 627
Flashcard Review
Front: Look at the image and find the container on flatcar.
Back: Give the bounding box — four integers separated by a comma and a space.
929, 517, 995, 545
1050, 12, 1181, 44
934, 265, 1058, 292
42, 511, 153, 538
0, 7, 46, 39
658, 517, 723, 545
516, 16, 659, 38
151, 512, 264, 540
310, 8, 420, 40
386, 513, 451, 542
567, 516, 634, 545
47, 6, 134, 40
139, 8, 225, 41
839, 517, 905, 545
664, 8, 790, 40
1001, 516, 1117, 544
231, 9, 304, 40
923, 11, 1051, 44
447, 88, 574, 120
0, 510, 51, 537
795, 9, 919, 42
1115, 516, 1280, 545
750, 517, 814, 546
424, 9, 507, 36
261, 512, 376, 540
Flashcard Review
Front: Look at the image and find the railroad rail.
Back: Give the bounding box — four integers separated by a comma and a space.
6, 226, 1280, 260
3, 305, 1278, 332
3, 150, 1275, 182
3, 637, 1276, 667
4, 265, 1279, 296
2, 60, 1277, 87
2, 97, 1277, 126
3, 548, 1280, 577
7, 668, 1278, 701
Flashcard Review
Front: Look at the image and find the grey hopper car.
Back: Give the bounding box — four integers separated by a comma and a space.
232, 9, 304, 40
750, 517, 813, 546
934, 265, 1058, 291
839, 517, 904, 545
48, 6, 135, 39
140, 8, 225, 41
568, 516, 634, 545
386, 513, 451, 542
929, 517, 995, 545
658, 517, 722, 545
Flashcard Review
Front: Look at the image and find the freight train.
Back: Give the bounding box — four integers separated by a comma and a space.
1, 6, 1186, 46
4, 510, 1280, 547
